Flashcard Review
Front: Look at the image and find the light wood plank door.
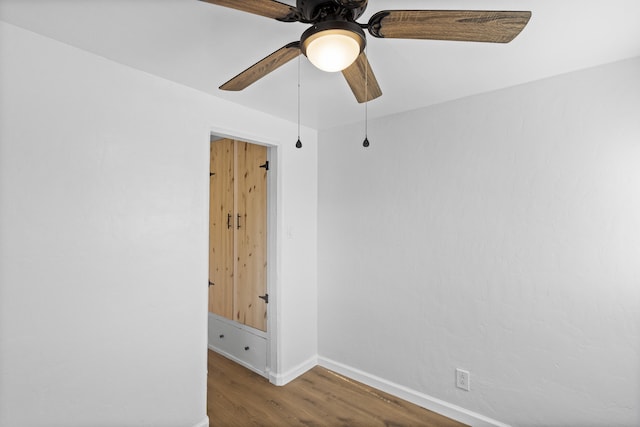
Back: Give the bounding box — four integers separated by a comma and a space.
235, 141, 268, 331
209, 139, 234, 318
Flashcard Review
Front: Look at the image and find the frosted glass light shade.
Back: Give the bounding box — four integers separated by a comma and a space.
303, 29, 363, 72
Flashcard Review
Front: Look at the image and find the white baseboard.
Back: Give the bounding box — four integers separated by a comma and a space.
208, 341, 316, 386
207, 346, 507, 426
269, 355, 318, 386
190, 416, 209, 427
318, 356, 510, 427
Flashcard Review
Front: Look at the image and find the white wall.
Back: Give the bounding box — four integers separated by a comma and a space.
318, 57, 640, 426
0, 22, 317, 427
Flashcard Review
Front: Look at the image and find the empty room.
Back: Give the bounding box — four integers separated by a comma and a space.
1, 1, 638, 426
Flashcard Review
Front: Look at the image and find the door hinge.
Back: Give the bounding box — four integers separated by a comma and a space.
208, 281, 215, 287
259, 161, 269, 171
258, 293, 269, 304
210, 172, 215, 176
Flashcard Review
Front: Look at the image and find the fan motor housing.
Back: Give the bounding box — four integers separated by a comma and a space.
297, 0, 368, 22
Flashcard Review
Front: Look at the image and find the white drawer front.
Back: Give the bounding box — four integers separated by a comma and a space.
208, 317, 236, 355
232, 329, 267, 371
208, 314, 267, 377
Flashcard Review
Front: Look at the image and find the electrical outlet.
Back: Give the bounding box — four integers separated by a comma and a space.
456, 368, 471, 391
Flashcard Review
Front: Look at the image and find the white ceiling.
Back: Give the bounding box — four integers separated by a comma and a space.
1, 0, 639, 130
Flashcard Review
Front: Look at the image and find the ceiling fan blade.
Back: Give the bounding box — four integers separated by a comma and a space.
341, 52, 382, 103
368, 10, 532, 43
200, 0, 297, 21
220, 42, 301, 91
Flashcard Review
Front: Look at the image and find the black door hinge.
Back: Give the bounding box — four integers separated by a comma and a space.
208, 281, 215, 287
258, 293, 269, 304
259, 161, 269, 171
210, 172, 215, 176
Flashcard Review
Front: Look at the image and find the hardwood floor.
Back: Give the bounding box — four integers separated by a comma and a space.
207, 350, 468, 427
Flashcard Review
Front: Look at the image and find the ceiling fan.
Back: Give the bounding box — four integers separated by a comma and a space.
201, 0, 531, 103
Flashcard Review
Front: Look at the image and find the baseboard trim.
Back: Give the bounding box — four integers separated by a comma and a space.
190, 416, 209, 427
269, 355, 318, 386
318, 356, 510, 427
208, 344, 268, 378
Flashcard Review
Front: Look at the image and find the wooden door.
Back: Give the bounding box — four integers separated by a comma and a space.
209, 139, 234, 318
235, 141, 268, 331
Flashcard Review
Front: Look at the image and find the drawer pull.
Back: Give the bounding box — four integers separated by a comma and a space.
219, 334, 224, 339
244, 346, 250, 351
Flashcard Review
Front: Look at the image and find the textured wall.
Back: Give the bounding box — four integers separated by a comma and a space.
318, 57, 640, 426
0, 22, 317, 427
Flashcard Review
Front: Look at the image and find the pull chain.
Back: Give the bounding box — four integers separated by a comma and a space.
296, 54, 302, 149
363, 46, 370, 148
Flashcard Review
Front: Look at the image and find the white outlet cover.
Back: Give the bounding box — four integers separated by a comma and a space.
456, 368, 471, 391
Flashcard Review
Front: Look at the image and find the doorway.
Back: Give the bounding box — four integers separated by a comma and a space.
207, 134, 276, 378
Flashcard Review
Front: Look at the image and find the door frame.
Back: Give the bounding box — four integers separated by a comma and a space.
208, 130, 280, 382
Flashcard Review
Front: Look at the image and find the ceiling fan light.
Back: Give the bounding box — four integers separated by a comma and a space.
301, 22, 366, 73
304, 29, 362, 72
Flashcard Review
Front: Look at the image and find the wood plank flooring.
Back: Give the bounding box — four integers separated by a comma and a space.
207, 350, 468, 427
